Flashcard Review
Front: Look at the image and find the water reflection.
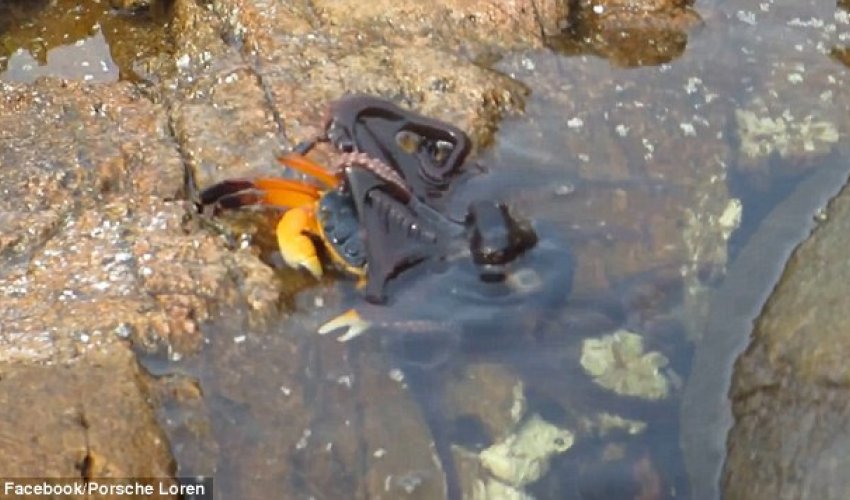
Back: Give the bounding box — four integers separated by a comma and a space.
1, 29, 118, 83
0, 0, 171, 81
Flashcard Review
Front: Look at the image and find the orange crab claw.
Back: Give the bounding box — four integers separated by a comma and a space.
278, 153, 339, 189
276, 205, 323, 278
200, 154, 340, 279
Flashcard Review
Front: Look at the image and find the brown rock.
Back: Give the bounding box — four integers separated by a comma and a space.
0, 344, 175, 482
0, 78, 286, 490
201, 0, 530, 164
724, 174, 850, 500
0, 79, 282, 363
167, 0, 287, 188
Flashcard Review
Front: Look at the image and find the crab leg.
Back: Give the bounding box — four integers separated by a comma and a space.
252, 178, 321, 208
291, 135, 328, 156
278, 153, 340, 189
200, 177, 320, 211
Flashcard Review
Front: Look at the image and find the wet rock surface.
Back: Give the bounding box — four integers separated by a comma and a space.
0, 77, 279, 481
724, 170, 850, 499
0, 345, 175, 482
0, 79, 279, 361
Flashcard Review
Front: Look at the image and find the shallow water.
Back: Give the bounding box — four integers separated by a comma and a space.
487, 1, 850, 497
6, 0, 850, 498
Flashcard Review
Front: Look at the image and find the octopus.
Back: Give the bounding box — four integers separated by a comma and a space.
199, 95, 576, 499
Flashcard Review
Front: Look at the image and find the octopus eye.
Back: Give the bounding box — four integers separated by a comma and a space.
433, 140, 454, 164
395, 130, 422, 154
343, 238, 363, 259
326, 121, 356, 152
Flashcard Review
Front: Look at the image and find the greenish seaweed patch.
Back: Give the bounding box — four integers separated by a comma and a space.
736, 99, 839, 163
580, 329, 673, 400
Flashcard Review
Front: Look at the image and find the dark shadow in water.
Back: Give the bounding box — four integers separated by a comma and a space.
546, 28, 688, 67
541, 2, 696, 67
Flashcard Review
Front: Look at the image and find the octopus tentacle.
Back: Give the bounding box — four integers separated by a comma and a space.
334, 151, 411, 200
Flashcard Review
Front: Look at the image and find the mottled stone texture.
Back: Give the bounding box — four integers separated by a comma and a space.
0, 345, 176, 486
726, 177, 850, 500
0, 78, 278, 483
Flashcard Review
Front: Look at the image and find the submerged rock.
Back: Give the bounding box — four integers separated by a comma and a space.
545, 0, 701, 66
581, 412, 648, 437
452, 376, 575, 500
